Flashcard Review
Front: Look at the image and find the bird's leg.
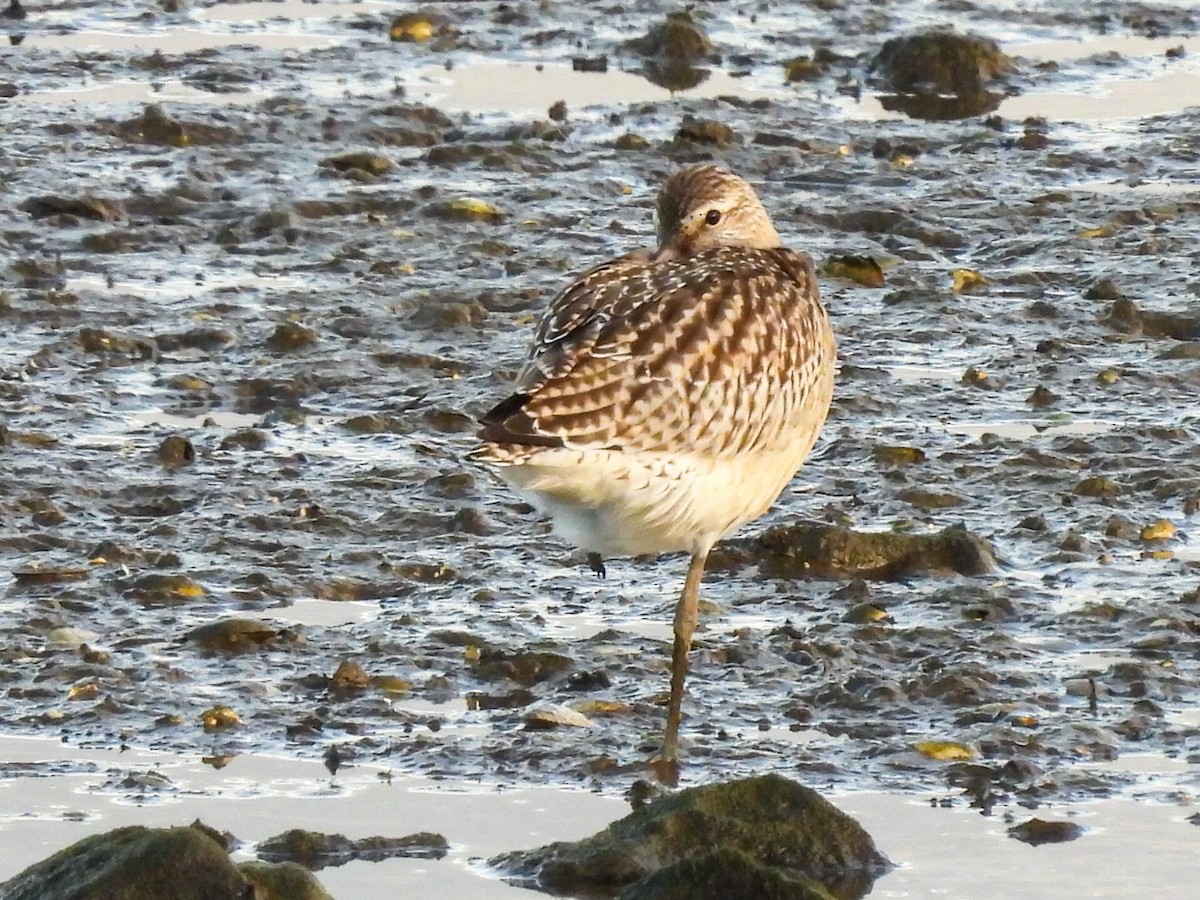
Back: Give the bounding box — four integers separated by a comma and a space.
586, 552, 606, 579
656, 548, 710, 777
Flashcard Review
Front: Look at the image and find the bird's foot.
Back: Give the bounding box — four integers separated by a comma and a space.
586, 552, 606, 579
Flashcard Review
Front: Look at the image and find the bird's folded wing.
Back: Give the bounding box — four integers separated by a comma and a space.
479, 247, 832, 459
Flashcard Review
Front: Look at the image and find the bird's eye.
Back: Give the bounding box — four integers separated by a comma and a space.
704, 209, 722, 226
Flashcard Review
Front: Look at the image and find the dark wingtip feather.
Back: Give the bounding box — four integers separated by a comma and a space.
477, 392, 565, 448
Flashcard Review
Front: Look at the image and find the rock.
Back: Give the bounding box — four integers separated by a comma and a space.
1008, 818, 1084, 846
424, 198, 507, 222
389, 11, 443, 43
123, 573, 206, 605
158, 434, 195, 467
572, 55, 608, 73
78, 327, 157, 359
257, 828, 448, 870
627, 10, 718, 62
492, 775, 889, 899
186, 617, 293, 652
129, 103, 189, 146
621, 847, 838, 900
1141, 519, 1176, 541
341, 413, 413, 435
675, 116, 736, 146
22, 194, 124, 222
0, 824, 329, 900
220, 428, 269, 451
1101, 297, 1200, 340
1025, 385, 1060, 408
823, 255, 885, 288
872, 446, 925, 466
1074, 476, 1123, 498
238, 861, 333, 900
200, 706, 242, 731
471, 647, 574, 686
784, 55, 829, 83
266, 322, 319, 352
869, 30, 1014, 94
322, 151, 392, 176
108, 103, 237, 146
713, 523, 996, 580
330, 659, 370, 692
1085, 277, 1123, 301
523, 704, 592, 730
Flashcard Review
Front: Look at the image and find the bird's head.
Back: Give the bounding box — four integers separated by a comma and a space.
652, 165, 781, 263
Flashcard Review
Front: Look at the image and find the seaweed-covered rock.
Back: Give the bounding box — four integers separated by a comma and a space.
0, 824, 330, 900
1101, 297, 1200, 340
238, 861, 334, 900
869, 30, 1014, 94
714, 523, 996, 580
627, 11, 718, 62
627, 10, 719, 92
493, 775, 889, 899
868, 30, 1013, 121
621, 847, 837, 900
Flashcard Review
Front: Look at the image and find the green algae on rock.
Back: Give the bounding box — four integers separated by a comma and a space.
869, 30, 1014, 94
492, 774, 889, 899
713, 523, 997, 580
0, 824, 331, 900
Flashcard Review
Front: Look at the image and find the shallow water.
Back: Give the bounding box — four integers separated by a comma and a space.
2, 0, 1200, 895
1, 735, 1197, 898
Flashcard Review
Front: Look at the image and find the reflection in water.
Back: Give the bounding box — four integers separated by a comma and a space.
642, 60, 710, 92
877, 89, 1003, 121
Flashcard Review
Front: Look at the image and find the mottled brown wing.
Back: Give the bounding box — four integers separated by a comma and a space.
480, 246, 833, 459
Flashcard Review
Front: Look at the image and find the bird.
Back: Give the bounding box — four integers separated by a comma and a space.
471, 165, 836, 779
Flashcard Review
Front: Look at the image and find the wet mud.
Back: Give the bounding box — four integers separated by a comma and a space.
2, 0, 1199, 834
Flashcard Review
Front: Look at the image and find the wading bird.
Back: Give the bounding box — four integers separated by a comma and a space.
472, 165, 836, 779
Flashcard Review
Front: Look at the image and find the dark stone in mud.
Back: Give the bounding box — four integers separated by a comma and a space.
1007, 818, 1084, 845
714, 523, 996, 580
156, 327, 237, 353
106, 103, 237, 147
627, 10, 718, 62
78, 327, 157, 360
492, 775, 889, 899
266, 322, 319, 353
220, 428, 269, 451
1101, 298, 1200, 341
329, 659, 370, 692
322, 151, 393, 177
341, 413, 413, 435
1074, 476, 1123, 498
0, 823, 330, 900
239, 860, 333, 900
675, 116, 736, 146
621, 848, 838, 900
185, 617, 296, 652
158, 434, 195, 467
785, 55, 829, 83
21, 194, 123, 222
471, 646, 575, 686
869, 30, 1014, 94
1085, 277, 1123, 301
257, 828, 448, 870
122, 573, 206, 605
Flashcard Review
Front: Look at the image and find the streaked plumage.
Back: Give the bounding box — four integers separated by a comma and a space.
472, 165, 836, 776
